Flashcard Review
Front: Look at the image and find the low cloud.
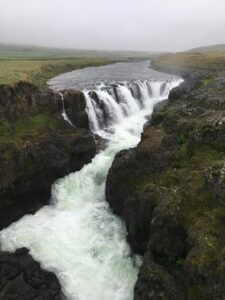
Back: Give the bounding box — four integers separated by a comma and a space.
0, 0, 225, 51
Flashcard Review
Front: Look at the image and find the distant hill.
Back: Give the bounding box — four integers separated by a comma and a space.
189, 44, 225, 52
0, 43, 157, 59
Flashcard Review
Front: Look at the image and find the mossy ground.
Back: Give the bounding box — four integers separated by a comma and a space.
131, 133, 225, 298
154, 51, 225, 71
0, 113, 59, 143
105, 51, 225, 299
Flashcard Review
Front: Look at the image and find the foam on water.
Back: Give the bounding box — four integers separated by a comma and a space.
0, 76, 182, 300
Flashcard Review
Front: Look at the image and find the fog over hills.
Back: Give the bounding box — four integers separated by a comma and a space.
1, 0, 225, 52
188, 44, 225, 52
0, 43, 158, 59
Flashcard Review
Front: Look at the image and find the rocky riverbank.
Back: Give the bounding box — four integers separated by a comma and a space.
0, 81, 96, 298
0, 248, 62, 299
2, 54, 225, 299
0, 81, 96, 229
106, 57, 225, 299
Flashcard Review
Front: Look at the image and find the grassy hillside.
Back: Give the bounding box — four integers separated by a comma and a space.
0, 43, 155, 59
153, 51, 225, 71
0, 43, 157, 90
0, 44, 110, 59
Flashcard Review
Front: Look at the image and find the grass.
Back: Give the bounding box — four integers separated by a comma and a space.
154, 51, 225, 71
0, 43, 154, 89
0, 57, 113, 90
0, 52, 114, 144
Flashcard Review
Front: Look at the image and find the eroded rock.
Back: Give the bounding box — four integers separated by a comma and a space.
0, 248, 62, 299
106, 69, 225, 299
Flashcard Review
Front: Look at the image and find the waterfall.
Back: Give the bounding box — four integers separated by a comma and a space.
0, 77, 183, 300
84, 79, 181, 135
58, 92, 75, 128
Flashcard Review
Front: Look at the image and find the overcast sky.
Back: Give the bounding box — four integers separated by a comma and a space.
0, 0, 225, 52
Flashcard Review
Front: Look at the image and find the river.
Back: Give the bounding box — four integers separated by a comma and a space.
0, 60, 182, 300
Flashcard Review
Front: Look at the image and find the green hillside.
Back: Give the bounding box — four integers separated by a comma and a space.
0, 43, 155, 59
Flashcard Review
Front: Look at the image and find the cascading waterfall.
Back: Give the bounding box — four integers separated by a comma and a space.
0, 78, 182, 300
84, 79, 180, 136
58, 92, 75, 127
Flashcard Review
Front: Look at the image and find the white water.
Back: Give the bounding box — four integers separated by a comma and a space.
58, 91, 75, 127
0, 79, 182, 300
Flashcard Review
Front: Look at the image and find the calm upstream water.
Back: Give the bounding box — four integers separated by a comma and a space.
0, 61, 182, 300
48, 60, 177, 90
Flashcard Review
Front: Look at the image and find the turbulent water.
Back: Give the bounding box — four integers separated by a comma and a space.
0, 61, 182, 300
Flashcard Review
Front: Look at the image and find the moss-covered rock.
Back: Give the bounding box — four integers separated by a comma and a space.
0, 81, 97, 299
106, 66, 225, 299
0, 82, 96, 230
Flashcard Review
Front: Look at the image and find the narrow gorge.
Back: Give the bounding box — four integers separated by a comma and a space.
0, 61, 182, 299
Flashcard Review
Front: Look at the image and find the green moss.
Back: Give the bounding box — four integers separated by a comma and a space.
191, 145, 224, 164
0, 113, 58, 143
173, 142, 224, 170
177, 134, 186, 145
167, 144, 225, 271
202, 78, 212, 86
159, 292, 166, 299
197, 77, 213, 90
160, 171, 180, 186
138, 139, 225, 275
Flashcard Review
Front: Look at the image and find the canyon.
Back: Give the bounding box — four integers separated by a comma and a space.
0, 58, 225, 300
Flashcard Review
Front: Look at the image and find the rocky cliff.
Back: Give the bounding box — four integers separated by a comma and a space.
106, 62, 225, 299
0, 248, 62, 299
0, 81, 95, 229
0, 81, 96, 299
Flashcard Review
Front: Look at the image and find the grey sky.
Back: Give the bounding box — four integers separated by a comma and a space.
0, 0, 225, 52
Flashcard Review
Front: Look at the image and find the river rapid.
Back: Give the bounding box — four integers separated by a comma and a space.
0, 61, 182, 300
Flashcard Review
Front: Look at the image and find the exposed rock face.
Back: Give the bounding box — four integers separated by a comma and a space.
106, 70, 225, 299
0, 81, 95, 230
0, 81, 96, 299
63, 90, 90, 129
0, 81, 90, 128
0, 81, 56, 121
0, 248, 62, 299
0, 128, 95, 230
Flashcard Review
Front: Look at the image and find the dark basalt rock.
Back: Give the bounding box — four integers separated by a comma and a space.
0, 128, 96, 230
0, 81, 56, 121
0, 81, 96, 299
106, 127, 173, 255
0, 248, 63, 299
205, 162, 225, 205
89, 90, 100, 104
0, 82, 96, 230
150, 100, 168, 126
62, 90, 90, 129
134, 252, 183, 300
106, 69, 225, 299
